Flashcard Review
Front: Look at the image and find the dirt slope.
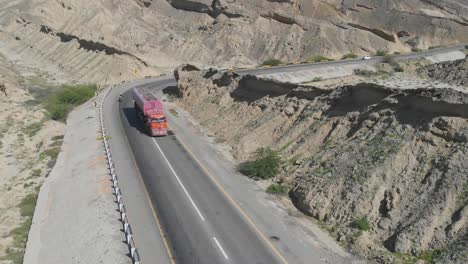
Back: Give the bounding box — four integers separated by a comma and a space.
0, 0, 467, 84
172, 65, 468, 263
0, 52, 64, 262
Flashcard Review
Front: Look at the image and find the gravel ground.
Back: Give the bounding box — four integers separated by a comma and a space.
23, 95, 130, 264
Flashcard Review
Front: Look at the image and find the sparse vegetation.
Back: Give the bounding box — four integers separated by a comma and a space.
239, 147, 283, 179
49, 135, 64, 147
39, 147, 60, 161
17, 133, 25, 145
412, 48, 423, 52
375, 50, 387, 56
169, 108, 179, 117
30, 169, 42, 177
341, 53, 358, 59
51, 135, 64, 141
23, 122, 43, 137
19, 190, 39, 217
1, 188, 40, 264
1, 219, 31, 264
266, 183, 288, 194
354, 69, 377, 76
463, 182, 468, 197
380, 251, 418, 264
44, 84, 97, 121
308, 55, 330, 63
394, 65, 404, 72
418, 248, 446, 263
353, 217, 370, 231
262, 59, 282, 66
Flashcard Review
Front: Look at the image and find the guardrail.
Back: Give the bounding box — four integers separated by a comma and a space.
99, 85, 141, 264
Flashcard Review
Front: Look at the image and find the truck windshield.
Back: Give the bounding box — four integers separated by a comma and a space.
151, 117, 166, 123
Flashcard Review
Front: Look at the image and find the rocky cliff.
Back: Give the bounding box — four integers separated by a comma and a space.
173, 65, 468, 263
0, 0, 467, 84
417, 58, 468, 86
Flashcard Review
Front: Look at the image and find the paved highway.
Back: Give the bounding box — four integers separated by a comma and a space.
119, 80, 281, 263
104, 45, 465, 264
242, 44, 465, 75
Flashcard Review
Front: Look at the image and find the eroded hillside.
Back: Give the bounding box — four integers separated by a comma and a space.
417, 58, 468, 86
172, 65, 468, 263
0, 0, 467, 84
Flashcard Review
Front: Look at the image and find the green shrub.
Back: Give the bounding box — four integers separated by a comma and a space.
30, 169, 42, 177
308, 55, 330, 63
239, 148, 283, 179
169, 108, 179, 117
51, 135, 64, 141
419, 248, 446, 263
353, 217, 370, 231
266, 183, 288, 194
263, 59, 282, 66
375, 50, 387, 56
341, 53, 358, 59
412, 48, 423, 52
354, 69, 377, 76
394, 65, 404, 72
39, 147, 60, 161
44, 84, 97, 121
19, 192, 39, 217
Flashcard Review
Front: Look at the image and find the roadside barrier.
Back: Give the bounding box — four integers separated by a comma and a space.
99, 85, 141, 264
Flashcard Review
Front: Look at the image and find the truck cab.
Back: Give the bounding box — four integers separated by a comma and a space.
147, 114, 168, 136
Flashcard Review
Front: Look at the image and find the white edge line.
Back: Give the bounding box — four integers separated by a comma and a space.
213, 237, 229, 260
152, 138, 206, 222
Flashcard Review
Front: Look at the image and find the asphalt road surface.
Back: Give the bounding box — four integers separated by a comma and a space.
104, 45, 465, 264
242, 44, 465, 76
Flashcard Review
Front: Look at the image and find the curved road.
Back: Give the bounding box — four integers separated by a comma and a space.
103, 45, 465, 264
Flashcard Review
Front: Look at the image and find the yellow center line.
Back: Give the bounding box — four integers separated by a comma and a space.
174, 135, 290, 264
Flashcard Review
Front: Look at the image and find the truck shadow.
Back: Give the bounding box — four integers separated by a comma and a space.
162, 85, 178, 97
122, 107, 147, 135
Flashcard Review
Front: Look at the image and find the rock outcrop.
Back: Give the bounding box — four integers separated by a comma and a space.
173, 65, 468, 263
417, 58, 468, 86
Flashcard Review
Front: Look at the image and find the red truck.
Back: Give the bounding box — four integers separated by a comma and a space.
132, 87, 168, 137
